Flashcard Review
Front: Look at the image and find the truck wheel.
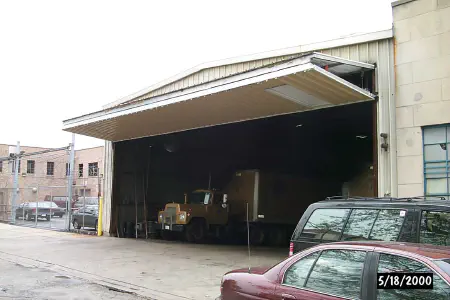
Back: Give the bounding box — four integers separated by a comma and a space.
268, 228, 287, 247
186, 219, 205, 243
25, 212, 32, 221
161, 230, 174, 240
73, 219, 81, 229
249, 225, 264, 246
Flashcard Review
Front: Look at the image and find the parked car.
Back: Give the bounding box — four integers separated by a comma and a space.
15, 202, 61, 221
73, 197, 99, 211
46, 202, 65, 217
218, 241, 450, 299
44, 195, 77, 211
71, 206, 98, 230
289, 196, 450, 256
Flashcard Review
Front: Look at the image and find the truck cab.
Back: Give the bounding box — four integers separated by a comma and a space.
157, 189, 229, 242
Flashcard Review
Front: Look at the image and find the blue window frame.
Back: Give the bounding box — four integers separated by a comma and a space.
423, 125, 450, 200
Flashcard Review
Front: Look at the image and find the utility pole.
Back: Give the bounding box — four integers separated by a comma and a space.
66, 134, 75, 231
10, 142, 20, 224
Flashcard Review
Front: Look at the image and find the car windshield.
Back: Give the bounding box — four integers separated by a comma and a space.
434, 259, 450, 276
52, 196, 68, 201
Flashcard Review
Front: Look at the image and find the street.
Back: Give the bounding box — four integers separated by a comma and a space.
0, 258, 145, 300
0, 223, 286, 299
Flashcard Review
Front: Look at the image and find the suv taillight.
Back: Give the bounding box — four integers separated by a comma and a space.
289, 242, 294, 257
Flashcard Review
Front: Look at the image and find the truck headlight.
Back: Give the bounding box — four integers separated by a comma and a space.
179, 212, 186, 220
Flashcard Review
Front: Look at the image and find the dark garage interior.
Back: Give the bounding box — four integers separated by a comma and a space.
111, 100, 376, 241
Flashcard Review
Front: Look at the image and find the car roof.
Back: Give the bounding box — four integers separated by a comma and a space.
313, 199, 450, 208
324, 241, 450, 260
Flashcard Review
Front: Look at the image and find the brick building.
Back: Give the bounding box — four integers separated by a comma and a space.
0, 144, 104, 220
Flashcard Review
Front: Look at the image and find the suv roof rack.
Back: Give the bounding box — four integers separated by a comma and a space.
324, 195, 448, 202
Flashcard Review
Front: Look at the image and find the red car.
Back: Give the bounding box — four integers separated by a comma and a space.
218, 242, 450, 300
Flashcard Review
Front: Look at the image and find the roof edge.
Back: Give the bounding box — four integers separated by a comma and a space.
391, 0, 417, 7
103, 28, 393, 109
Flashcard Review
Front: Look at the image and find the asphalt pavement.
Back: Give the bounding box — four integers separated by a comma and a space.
0, 223, 286, 299
0, 258, 145, 300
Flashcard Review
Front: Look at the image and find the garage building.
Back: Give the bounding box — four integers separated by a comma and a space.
63, 29, 396, 239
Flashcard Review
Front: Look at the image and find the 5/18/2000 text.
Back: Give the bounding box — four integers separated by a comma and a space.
377, 273, 433, 289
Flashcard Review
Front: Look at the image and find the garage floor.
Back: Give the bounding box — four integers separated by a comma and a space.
0, 224, 287, 300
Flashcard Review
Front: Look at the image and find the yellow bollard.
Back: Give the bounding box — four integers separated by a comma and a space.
97, 197, 103, 236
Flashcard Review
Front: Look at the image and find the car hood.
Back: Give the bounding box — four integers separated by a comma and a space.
226, 266, 270, 275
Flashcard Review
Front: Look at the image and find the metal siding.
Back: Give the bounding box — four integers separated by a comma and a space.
318, 39, 394, 197
128, 41, 389, 105
352, 44, 359, 61
359, 43, 369, 63
243, 61, 250, 71
375, 39, 395, 197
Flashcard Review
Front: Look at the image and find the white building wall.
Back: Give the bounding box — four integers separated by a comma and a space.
393, 0, 450, 197
102, 141, 113, 235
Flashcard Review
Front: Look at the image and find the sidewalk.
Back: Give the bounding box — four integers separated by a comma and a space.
0, 224, 286, 300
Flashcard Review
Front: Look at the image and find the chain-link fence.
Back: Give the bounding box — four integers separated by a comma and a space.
0, 144, 101, 233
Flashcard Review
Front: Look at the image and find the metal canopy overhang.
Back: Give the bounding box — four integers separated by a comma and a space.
63, 53, 375, 142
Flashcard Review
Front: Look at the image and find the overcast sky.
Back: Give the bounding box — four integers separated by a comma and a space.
0, 0, 393, 150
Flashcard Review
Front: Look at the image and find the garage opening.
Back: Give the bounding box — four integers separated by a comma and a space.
62, 52, 378, 246
111, 100, 376, 245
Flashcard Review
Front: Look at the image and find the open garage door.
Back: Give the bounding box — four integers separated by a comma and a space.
63, 53, 375, 141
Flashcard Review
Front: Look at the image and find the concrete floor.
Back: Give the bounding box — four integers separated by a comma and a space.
0, 223, 287, 300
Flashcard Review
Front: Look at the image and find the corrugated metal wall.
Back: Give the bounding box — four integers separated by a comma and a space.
131, 54, 301, 103
127, 39, 391, 104
322, 39, 396, 197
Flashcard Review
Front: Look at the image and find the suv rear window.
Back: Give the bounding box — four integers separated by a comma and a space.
298, 208, 350, 241
295, 208, 406, 242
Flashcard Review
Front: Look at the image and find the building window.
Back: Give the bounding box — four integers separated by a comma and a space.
11, 160, 21, 173
27, 160, 35, 174
423, 125, 450, 199
88, 162, 98, 177
78, 164, 83, 178
0, 161, 2, 173
47, 162, 55, 176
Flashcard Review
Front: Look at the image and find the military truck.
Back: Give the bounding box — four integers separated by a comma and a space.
156, 170, 329, 245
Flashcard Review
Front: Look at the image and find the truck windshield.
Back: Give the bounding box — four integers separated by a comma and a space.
189, 192, 211, 205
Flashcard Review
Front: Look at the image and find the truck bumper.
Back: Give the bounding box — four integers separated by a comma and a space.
155, 223, 185, 232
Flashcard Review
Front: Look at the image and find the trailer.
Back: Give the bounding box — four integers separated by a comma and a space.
156, 170, 332, 245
